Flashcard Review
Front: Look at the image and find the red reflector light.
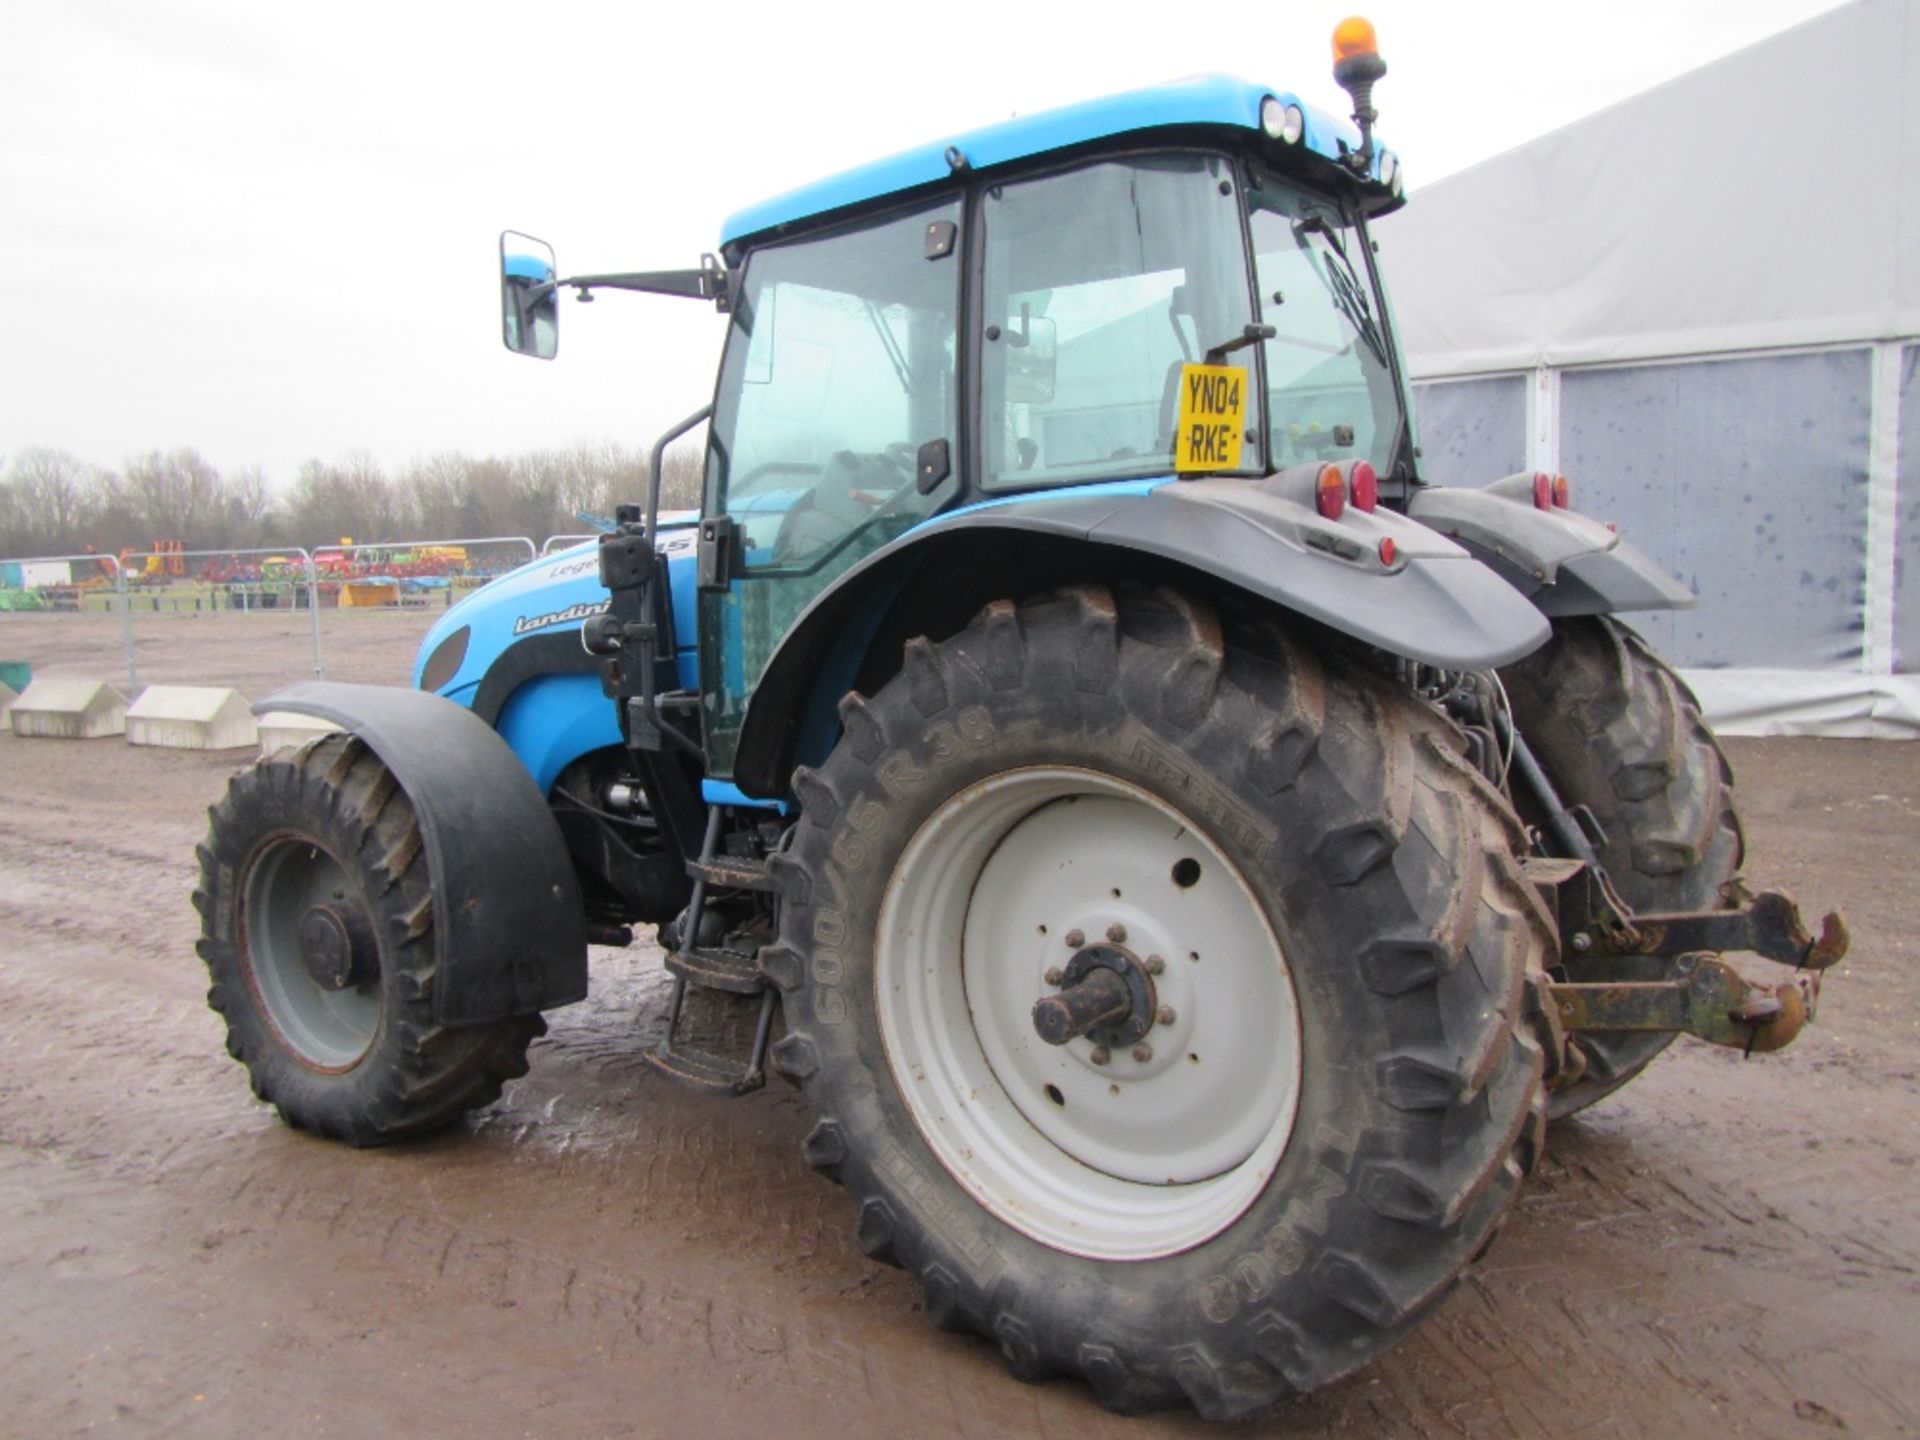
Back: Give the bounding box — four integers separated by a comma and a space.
1316, 464, 1345, 520
1350, 460, 1378, 512
1378, 536, 1396, 566
1552, 473, 1571, 509
1532, 472, 1552, 510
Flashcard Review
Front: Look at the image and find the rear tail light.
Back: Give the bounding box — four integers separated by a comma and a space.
1552, 473, 1571, 509
1532, 472, 1552, 510
1378, 537, 1397, 566
1316, 464, 1345, 520
1350, 460, 1378, 513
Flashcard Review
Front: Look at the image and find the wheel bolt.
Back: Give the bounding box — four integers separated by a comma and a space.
1090, 1046, 1110, 1065
1064, 929, 1085, 948
1044, 967, 1064, 986
1131, 1043, 1153, 1063
1106, 923, 1127, 943
1145, 953, 1165, 975
1157, 1005, 1176, 1026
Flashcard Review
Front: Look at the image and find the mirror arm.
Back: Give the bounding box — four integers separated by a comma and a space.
540, 254, 731, 309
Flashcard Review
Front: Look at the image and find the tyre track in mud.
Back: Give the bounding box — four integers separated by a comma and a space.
1, 679, 1916, 1435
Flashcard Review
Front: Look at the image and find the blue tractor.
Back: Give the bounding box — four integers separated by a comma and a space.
196, 20, 1847, 1417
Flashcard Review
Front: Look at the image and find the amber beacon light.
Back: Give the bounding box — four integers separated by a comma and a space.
1332, 16, 1380, 68
1331, 16, 1388, 172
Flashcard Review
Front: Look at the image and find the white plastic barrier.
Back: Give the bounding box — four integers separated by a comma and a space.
9, 677, 129, 738
256, 709, 342, 757
126, 685, 259, 750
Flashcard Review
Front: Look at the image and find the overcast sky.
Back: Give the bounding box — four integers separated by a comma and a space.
2, 0, 1850, 487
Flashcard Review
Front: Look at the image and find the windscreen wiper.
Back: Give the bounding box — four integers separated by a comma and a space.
864, 300, 913, 396
1294, 216, 1390, 367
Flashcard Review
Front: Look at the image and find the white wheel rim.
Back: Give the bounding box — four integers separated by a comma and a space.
875, 767, 1303, 1261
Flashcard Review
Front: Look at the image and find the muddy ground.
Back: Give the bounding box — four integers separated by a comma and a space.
1, 612, 1916, 1438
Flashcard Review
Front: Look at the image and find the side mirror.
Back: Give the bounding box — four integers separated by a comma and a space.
1005, 312, 1057, 405
500, 231, 558, 360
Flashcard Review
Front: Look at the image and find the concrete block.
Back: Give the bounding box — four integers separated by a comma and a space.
257, 709, 343, 757
9, 676, 128, 739
126, 685, 259, 750
0, 681, 14, 723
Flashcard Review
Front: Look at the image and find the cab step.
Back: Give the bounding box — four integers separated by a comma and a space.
686, 854, 776, 893
665, 944, 768, 995
641, 1039, 769, 1095
644, 804, 779, 1096
643, 982, 778, 1096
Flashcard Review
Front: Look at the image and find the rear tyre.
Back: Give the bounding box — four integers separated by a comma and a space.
194, 733, 543, 1145
1501, 616, 1744, 1117
764, 586, 1552, 1417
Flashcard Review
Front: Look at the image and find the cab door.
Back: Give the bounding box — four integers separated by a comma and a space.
698, 198, 962, 780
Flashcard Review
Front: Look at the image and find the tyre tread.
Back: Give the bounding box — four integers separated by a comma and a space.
776, 584, 1549, 1417
196, 739, 543, 1146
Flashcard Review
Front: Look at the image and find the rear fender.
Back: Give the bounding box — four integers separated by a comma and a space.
255, 681, 588, 1024
730, 475, 1551, 796
1407, 476, 1695, 616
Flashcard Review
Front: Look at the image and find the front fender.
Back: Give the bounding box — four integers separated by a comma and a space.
731, 478, 1550, 795
255, 681, 588, 1024
1407, 481, 1695, 616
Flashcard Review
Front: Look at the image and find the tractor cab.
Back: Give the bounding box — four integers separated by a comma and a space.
498, 71, 1417, 783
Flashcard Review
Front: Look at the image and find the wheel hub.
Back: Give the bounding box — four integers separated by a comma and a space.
1032, 943, 1159, 1048
297, 903, 368, 991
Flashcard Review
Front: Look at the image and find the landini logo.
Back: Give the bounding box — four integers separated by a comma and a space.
512, 599, 610, 636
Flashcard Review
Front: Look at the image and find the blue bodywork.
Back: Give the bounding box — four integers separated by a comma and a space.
412, 486, 1180, 795
720, 75, 1396, 249
412, 520, 702, 794
503, 252, 554, 283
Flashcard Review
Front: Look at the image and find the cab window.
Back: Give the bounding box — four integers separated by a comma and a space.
707, 201, 960, 574
979, 154, 1258, 488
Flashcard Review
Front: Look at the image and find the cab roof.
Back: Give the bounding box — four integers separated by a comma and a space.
718, 74, 1397, 252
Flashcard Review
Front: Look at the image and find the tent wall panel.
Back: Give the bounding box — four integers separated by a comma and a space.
1558, 350, 1871, 670
1411, 376, 1528, 487
1897, 345, 1920, 670
1377, 0, 1916, 374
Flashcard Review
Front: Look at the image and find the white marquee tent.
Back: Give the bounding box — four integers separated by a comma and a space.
1378, 0, 1919, 734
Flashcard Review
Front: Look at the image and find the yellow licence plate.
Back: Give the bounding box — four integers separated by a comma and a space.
1173, 363, 1248, 474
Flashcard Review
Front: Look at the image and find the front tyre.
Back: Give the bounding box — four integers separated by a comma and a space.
764, 587, 1552, 1418
194, 734, 543, 1145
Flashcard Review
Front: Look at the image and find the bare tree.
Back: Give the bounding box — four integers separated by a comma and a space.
225, 464, 277, 548
285, 451, 401, 546
2, 434, 714, 559
2, 448, 94, 553
122, 448, 227, 546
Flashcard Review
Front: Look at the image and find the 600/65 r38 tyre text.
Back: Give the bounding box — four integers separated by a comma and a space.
194, 733, 543, 1145
762, 585, 1553, 1418
1501, 617, 1743, 1117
